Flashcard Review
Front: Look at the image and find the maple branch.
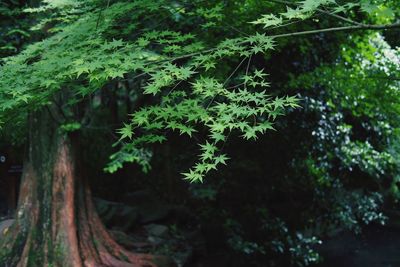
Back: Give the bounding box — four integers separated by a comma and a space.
271, 22, 400, 38
137, 22, 400, 69
268, 0, 365, 26
317, 8, 365, 26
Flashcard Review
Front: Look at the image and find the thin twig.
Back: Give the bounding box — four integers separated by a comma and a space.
268, 0, 364, 26
130, 22, 400, 73
206, 56, 247, 110
270, 23, 400, 39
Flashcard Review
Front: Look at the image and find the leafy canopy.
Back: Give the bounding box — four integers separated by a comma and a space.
0, 0, 397, 182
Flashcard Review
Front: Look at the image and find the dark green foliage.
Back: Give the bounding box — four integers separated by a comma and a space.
0, 0, 399, 266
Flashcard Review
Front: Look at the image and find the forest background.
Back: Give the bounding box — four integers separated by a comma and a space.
0, 0, 399, 266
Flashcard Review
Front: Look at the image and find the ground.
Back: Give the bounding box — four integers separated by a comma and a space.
316, 210, 400, 267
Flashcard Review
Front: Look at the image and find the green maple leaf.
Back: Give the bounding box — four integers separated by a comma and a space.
108, 69, 125, 79
75, 66, 90, 77
215, 154, 229, 165
242, 128, 257, 140
118, 124, 133, 140
200, 141, 217, 153
179, 125, 197, 137
143, 83, 161, 95
182, 169, 203, 183
195, 163, 208, 174
209, 131, 225, 142
210, 122, 226, 133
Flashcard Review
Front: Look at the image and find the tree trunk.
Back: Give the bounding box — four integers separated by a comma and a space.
0, 110, 172, 267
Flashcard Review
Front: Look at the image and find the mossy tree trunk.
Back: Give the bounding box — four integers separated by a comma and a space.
0, 109, 171, 267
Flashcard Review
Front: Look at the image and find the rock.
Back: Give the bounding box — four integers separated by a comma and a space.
110, 230, 137, 249
123, 190, 158, 207
94, 198, 139, 231
147, 236, 164, 245
124, 191, 172, 223
0, 219, 14, 237
95, 192, 172, 230
145, 224, 169, 238
170, 206, 196, 225
110, 230, 153, 250
138, 204, 171, 224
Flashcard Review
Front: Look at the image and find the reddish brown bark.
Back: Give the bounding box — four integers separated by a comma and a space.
0, 111, 174, 267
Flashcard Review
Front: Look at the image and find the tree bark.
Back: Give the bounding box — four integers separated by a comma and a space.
0, 109, 172, 267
